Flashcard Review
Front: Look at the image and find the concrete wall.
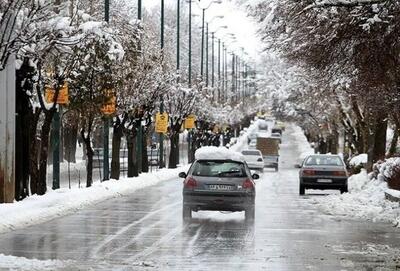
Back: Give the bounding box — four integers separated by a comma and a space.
0, 55, 15, 203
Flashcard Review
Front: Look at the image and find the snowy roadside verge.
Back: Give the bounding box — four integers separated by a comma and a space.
0, 166, 188, 234
0, 254, 67, 271
313, 169, 400, 227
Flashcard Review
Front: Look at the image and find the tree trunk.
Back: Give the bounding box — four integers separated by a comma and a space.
81, 131, 94, 187
110, 122, 123, 180
29, 108, 41, 195
373, 117, 387, 162
169, 132, 180, 169
63, 121, 78, 163
37, 109, 56, 195
127, 133, 138, 177
142, 130, 149, 173
387, 125, 399, 157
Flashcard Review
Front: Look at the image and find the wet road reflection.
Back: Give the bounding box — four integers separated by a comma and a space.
0, 125, 400, 270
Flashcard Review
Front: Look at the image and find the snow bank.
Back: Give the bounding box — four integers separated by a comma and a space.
0, 254, 66, 271
314, 168, 400, 227
229, 119, 261, 152
195, 146, 245, 162
0, 166, 188, 234
349, 153, 368, 167
291, 125, 314, 161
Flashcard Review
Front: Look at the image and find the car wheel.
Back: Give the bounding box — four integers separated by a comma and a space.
182, 205, 192, 221
245, 205, 255, 221
299, 184, 305, 195
340, 186, 348, 194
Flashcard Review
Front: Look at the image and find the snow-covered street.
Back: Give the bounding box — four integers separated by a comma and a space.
0, 125, 400, 270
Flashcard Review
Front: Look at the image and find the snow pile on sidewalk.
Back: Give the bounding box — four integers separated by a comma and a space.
0, 254, 66, 271
0, 166, 188, 234
229, 119, 260, 152
291, 125, 314, 161
314, 166, 400, 227
349, 153, 368, 167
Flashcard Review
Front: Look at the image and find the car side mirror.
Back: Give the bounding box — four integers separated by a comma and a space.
252, 173, 259, 180
178, 172, 187, 178
294, 164, 302, 169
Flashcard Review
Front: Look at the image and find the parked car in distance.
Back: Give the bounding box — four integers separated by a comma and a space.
297, 154, 348, 195
248, 139, 257, 149
241, 150, 264, 172
179, 148, 259, 221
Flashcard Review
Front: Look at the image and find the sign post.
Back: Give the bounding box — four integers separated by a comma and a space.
155, 110, 168, 168
184, 115, 196, 163
46, 82, 69, 190
101, 92, 116, 181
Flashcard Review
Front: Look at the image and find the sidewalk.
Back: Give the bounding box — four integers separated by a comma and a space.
0, 119, 261, 234
0, 166, 188, 234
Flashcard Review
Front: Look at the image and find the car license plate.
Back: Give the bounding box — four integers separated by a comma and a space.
317, 179, 332, 183
208, 184, 234, 190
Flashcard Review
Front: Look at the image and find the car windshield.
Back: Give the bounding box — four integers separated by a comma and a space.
191, 160, 247, 177
242, 150, 260, 156
305, 156, 343, 166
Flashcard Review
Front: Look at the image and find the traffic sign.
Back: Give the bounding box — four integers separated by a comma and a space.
156, 112, 169, 133
45, 83, 69, 104
184, 114, 196, 129
101, 94, 116, 115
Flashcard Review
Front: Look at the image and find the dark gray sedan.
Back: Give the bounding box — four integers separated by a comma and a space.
179, 159, 259, 221
297, 154, 348, 195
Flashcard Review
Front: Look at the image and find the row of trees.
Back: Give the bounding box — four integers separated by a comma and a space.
246, 0, 400, 169
1, 0, 259, 202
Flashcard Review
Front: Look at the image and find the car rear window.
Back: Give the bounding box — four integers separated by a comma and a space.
305, 156, 343, 166
191, 160, 247, 177
242, 150, 260, 156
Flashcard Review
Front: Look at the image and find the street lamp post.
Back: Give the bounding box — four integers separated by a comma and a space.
138, 0, 142, 20
198, 0, 222, 80
102, 0, 110, 182
159, 0, 165, 169
188, 0, 192, 87
205, 23, 209, 87
217, 38, 220, 101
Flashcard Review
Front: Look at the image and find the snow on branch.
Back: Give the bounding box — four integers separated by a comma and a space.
303, 0, 387, 11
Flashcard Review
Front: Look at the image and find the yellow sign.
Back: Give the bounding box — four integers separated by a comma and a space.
213, 125, 219, 133
45, 83, 69, 104
184, 114, 196, 129
156, 112, 169, 134
101, 90, 116, 115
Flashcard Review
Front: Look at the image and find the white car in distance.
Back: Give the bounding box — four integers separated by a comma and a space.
242, 149, 264, 172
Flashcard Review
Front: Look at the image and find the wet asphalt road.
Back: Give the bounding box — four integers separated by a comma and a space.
1, 126, 400, 270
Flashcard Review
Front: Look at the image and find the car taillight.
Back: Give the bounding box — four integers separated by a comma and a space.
243, 179, 254, 189
333, 171, 347, 176
184, 177, 197, 189
257, 158, 262, 162
303, 169, 315, 176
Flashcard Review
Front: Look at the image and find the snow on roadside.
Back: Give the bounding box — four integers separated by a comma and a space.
0, 254, 67, 271
349, 153, 368, 167
0, 166, 188, 234
291, 125, 314, 162
313, 169, 400, 227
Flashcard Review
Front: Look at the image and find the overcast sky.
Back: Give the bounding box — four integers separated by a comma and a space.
143, 0, 262, 63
